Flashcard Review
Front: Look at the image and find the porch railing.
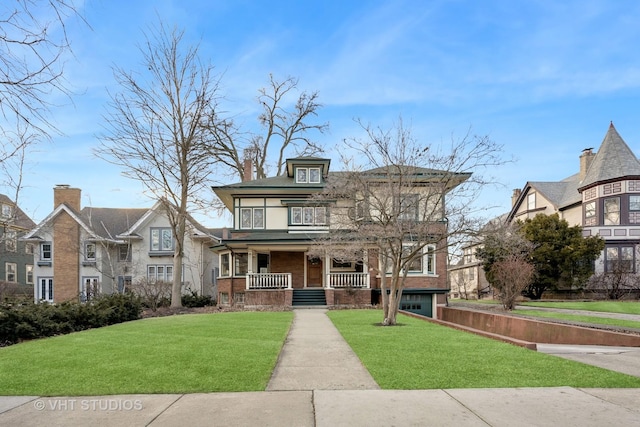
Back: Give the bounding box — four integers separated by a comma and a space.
327, 272, 370, 289
246, 273, 292, 289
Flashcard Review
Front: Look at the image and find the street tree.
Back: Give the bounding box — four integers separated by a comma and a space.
519, 214, 604, 299
475, 222, 536, 309
208, 74, 328, 181
1, 0, 85, 216
314, 119, 506, 326
96, 23, 223, 308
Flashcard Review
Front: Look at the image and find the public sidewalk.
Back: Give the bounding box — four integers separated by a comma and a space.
1, 309, 640, 426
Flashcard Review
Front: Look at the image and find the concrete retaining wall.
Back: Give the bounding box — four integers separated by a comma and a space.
437, 306, 640, 347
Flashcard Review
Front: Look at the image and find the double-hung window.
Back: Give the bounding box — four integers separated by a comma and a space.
220, 253, 230, 277
147, 264, 174, 282
397, 194, 419, 221
40, 242, 52, 261
151, 228, 173, 252
240, 208, 265, 229
85, 242, 96, 261
401, 244, 436, 275
5, 262, 17, 282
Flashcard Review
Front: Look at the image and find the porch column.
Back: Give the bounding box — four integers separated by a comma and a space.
247, 249, 254, 274
324, 253, 330, 288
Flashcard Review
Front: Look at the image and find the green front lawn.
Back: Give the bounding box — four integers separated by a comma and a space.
328, 310, 640, 389
0, 312, 293, 396
520, 300, 640, 314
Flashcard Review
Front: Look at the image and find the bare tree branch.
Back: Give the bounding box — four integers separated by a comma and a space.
95, 22, 222, 307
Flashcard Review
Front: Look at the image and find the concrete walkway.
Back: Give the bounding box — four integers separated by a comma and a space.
266, 309, 379, 390
1, 308, 640, 426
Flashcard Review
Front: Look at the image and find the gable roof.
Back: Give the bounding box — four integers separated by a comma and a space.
23, 199, 217, 244
80, 207, 148, 239
578, 122, 640, 191
0, 194, 36, 230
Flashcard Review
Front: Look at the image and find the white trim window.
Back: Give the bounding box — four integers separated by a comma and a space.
147, 264, 174, 283
1, 203, 12, 219
220, 253, 231, 277
295, 167, 321, 184
527, 193, 536, 210
401, 244, 436, 275
26, 265, 33, 285
234, 253, 248, 276
291, 206, 326, 225
151, 228, 173, 252
85, 242, 96, 261
81, 277, 100, 302
5, 262, 17, 282
40, 242, 52, 261
240, 208, 265, 229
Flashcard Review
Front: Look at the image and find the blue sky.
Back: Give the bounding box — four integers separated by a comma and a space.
14, 0, 640, 227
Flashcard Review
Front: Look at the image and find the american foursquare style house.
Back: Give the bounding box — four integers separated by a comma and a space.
212, 156, 462, 317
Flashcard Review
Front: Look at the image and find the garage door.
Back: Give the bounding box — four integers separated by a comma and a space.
400, 293, 432, 317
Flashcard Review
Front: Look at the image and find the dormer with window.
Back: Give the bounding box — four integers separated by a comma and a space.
286, 157, 330, 185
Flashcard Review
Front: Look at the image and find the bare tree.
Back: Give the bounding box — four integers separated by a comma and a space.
314, 118, 506, 325
1, 0, 85, 136
476, 221, 536, 309
586, 264, 640, 300
490, 255, 535, 310
96, 23, 222, 307
1, 1, 86, 223
209, 74, 328, 181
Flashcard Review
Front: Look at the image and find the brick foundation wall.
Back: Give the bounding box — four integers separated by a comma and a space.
325, 289, 373, 306
245, 289, 292, 306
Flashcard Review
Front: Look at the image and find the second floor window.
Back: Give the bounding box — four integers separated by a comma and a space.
604, 197, 620, 225
118, 244, 132, 262
40, 242, 52, 260
240, 208, 265, 229
584, 201, 597, 226
151, 228, 173, 252
397, 194, 419, 220
4, 230, 16, 252
85, 243, 96, 260
26, 265, 33, 284
291, 206, 326, 225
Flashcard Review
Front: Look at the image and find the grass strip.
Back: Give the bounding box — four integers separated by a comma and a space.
520, 301, 640, 315
328, 309, 640, 389
512, 309, 640, 330
0, 311, 293, 396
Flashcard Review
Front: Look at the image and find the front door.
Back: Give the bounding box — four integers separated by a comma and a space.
307, 256, 323, 287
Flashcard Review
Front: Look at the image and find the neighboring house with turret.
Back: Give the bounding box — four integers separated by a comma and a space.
0, 194, 36, 299
22, 185, 219, 303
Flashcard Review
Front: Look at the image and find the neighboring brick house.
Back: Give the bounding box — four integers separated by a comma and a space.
211, 157, 464, 318
22, 185, 219, 303
0, 194, 36, 298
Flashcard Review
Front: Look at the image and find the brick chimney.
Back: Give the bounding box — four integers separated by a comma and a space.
243, 159, 254, 182
54, 184, 81, 211
511, 188, 522, 207
580, 148, 595, 181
